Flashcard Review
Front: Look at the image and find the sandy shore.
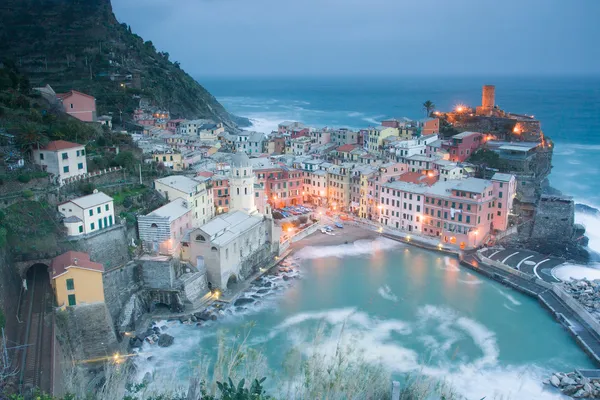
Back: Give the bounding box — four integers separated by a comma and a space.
290, 223, 379, 249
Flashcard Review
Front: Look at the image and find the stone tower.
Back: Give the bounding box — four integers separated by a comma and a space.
476, 85, 496, 116
229, 152, 257, 214
482, 85, 495, 109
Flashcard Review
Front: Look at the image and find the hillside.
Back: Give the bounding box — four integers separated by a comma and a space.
0, 0, 248, 128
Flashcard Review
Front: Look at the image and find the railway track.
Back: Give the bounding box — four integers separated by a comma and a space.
19, 266, 52, 394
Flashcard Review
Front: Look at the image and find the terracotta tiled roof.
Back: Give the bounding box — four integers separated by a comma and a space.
56, 90, 95, 100
397, 172, 438, 186
51, 251, 104, 279
41, 140, 84, 151
196, 171, 214, 178
337, 144, 358, 152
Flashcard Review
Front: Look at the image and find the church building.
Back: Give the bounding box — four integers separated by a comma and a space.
185, 152, 281, 289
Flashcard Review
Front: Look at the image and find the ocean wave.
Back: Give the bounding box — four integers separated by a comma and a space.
438, 256, 460, 271
575, 211, 600, 254
294, 237, 400, 260
553, 263, 600, 281
377, 285, 399, 302
493, 287, 522, 306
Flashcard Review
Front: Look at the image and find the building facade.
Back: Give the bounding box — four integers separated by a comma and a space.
56, 90, 97, 122
51, 251, 104, 308
33, 140, 87, 184
58, 191, 115, 236
154, 175, 214, 227
137, 198, 192, 255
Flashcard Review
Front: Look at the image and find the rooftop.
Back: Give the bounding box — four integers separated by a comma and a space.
155, 175, 204, 194
40, 140, 84, 151
197, 211, 263, 246
337, 144, 358, 152
492, 172, 514, 182
452, 131, 481, 139
397, 172, 438, 185
147, 198, 190, 222
62, 192, 113, 209
51, 251, 103, 279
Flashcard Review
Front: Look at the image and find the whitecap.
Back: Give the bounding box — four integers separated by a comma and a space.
294, 237, 400, 260
493, 287, 522, 306
377, 285, 399, 302
553, 263, 600, 281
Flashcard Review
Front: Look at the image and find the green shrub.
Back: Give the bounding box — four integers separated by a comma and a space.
22, 189, 34, 198
17, 174, 31, 183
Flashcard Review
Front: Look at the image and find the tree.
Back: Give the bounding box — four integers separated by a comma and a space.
423, 100, 435, 117
113, 151, 137, 170
15, 122, 49, 152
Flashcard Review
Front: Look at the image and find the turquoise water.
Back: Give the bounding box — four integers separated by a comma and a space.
138, 239, 594, 399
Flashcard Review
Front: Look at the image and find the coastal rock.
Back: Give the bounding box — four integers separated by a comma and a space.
234, 297, 255, 306
562, 377, 577, 386
130, 338, 143, 349
257, 289, 270, 294
550, 375, 561, 388
283, 275, 291, 281
160, 325, 168, 331
158, 334, 175, 348
573, 388, 586, 398
143, 372, 152, 385
563, 385, 579, 396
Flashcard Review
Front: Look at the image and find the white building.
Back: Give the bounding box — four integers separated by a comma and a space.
58, 191, 115, 236
434, 160, 466, 181
379, 181, 428, 232
186, 152, 280, 289
291, 136, 312, 156
391, 134, 439, 162
33, 140, 87, 185
154, 175, 215, 227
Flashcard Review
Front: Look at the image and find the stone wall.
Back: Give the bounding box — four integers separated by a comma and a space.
0, 249, 22, 348
67, 224, 130, 270
531, 195, 575, 240
55, 303, 118, 362
102, 261, 143, 329
239, 243, 273, 281
139, 255, 176, 289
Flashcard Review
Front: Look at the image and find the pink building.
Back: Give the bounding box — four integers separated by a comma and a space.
139, 119, 156, 127
137, 198, 192, 255
442, 132, 482, 162
167, 119, 185, 133
56, 90, 97, 122
210, 174, 230, 214
291, 128, 310, 139
421, 118, 440, 135
491, 173, 517, 231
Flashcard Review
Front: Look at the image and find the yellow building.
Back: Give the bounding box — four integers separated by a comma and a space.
153, 151, 183, 171
367, 126, 399, 154
51, 251, 105, 308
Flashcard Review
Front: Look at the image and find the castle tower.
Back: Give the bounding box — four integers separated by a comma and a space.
476, 85, 496, 116
482, 85, 495, 110
229, 152, 257, 215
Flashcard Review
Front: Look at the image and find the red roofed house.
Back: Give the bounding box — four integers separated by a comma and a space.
335, 144, 360, 161
56, 90, 97, 122
33, 140, 88, 184
51, 251, 105, 308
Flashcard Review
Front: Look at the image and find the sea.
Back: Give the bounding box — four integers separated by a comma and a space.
133, 76, 600, 399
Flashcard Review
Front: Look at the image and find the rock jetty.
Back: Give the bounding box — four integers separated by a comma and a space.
548, 371, 600, 398
561, 279, 600, 319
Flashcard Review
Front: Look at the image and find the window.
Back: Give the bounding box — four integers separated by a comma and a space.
97, 207, 101, 214
70, 103, 74, 109
63, 166, 69, 173
66, 279, 75, 291
499, 192, 503, 198
40, 153, 44, 160
78, 163, 84, 170
62, 153, 68, 160
497, 211, 502, 217
68, 294, 76, 306
105, 204, 109, 211
109, 215, 113, 226
89, 209, 93, 216
91, 222, 95, 230
78, 225, 83, 233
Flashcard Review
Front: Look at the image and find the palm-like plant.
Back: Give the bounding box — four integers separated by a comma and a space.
423, 100, 435, 117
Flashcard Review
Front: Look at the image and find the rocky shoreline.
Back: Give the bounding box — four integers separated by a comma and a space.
128, 258, 302, 354
548, 371, 600, 398
561, 278, 600, 321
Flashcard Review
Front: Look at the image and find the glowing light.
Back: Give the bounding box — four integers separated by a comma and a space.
287, 227, 293, 233
427, 171, 435, 177
406, 235, 411, 241
434, 111, 441, 116
320, 190, 325, 196
438, 243, 443, 250
455, 105, 466, 113
377, 205, 383, 210
213, 289, 221, 300
113, 352, 122, 364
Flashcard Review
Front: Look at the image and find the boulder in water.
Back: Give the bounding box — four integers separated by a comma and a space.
257, 289, 270, 294
158, 334, 175, 347
234, 297, 255, 306
550, 375, 561, 388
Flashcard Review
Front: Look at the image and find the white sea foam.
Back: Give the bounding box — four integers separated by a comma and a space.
439, 256, 460, 271
553, 263, 600, 281
575, 209, 600, 254
294, 237, 400, 260
377, 285, 399, 302
493, 287, 522, 306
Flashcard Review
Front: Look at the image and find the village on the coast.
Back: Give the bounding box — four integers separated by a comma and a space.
4, 82, 600, 399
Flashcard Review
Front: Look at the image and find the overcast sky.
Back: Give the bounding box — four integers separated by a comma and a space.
112, 0, 600, 77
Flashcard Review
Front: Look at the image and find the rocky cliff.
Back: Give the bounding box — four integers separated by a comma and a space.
0, 0, 248, 128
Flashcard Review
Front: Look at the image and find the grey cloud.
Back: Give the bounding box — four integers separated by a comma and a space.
112, 0, 600, 76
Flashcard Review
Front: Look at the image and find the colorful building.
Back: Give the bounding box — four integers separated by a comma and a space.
51, 251, 104, 308
32, 140, 87, 185
442, 132, 483, 162
58, 191, 115, 236
56, 90, 97, 122
137, 198, 192, 255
